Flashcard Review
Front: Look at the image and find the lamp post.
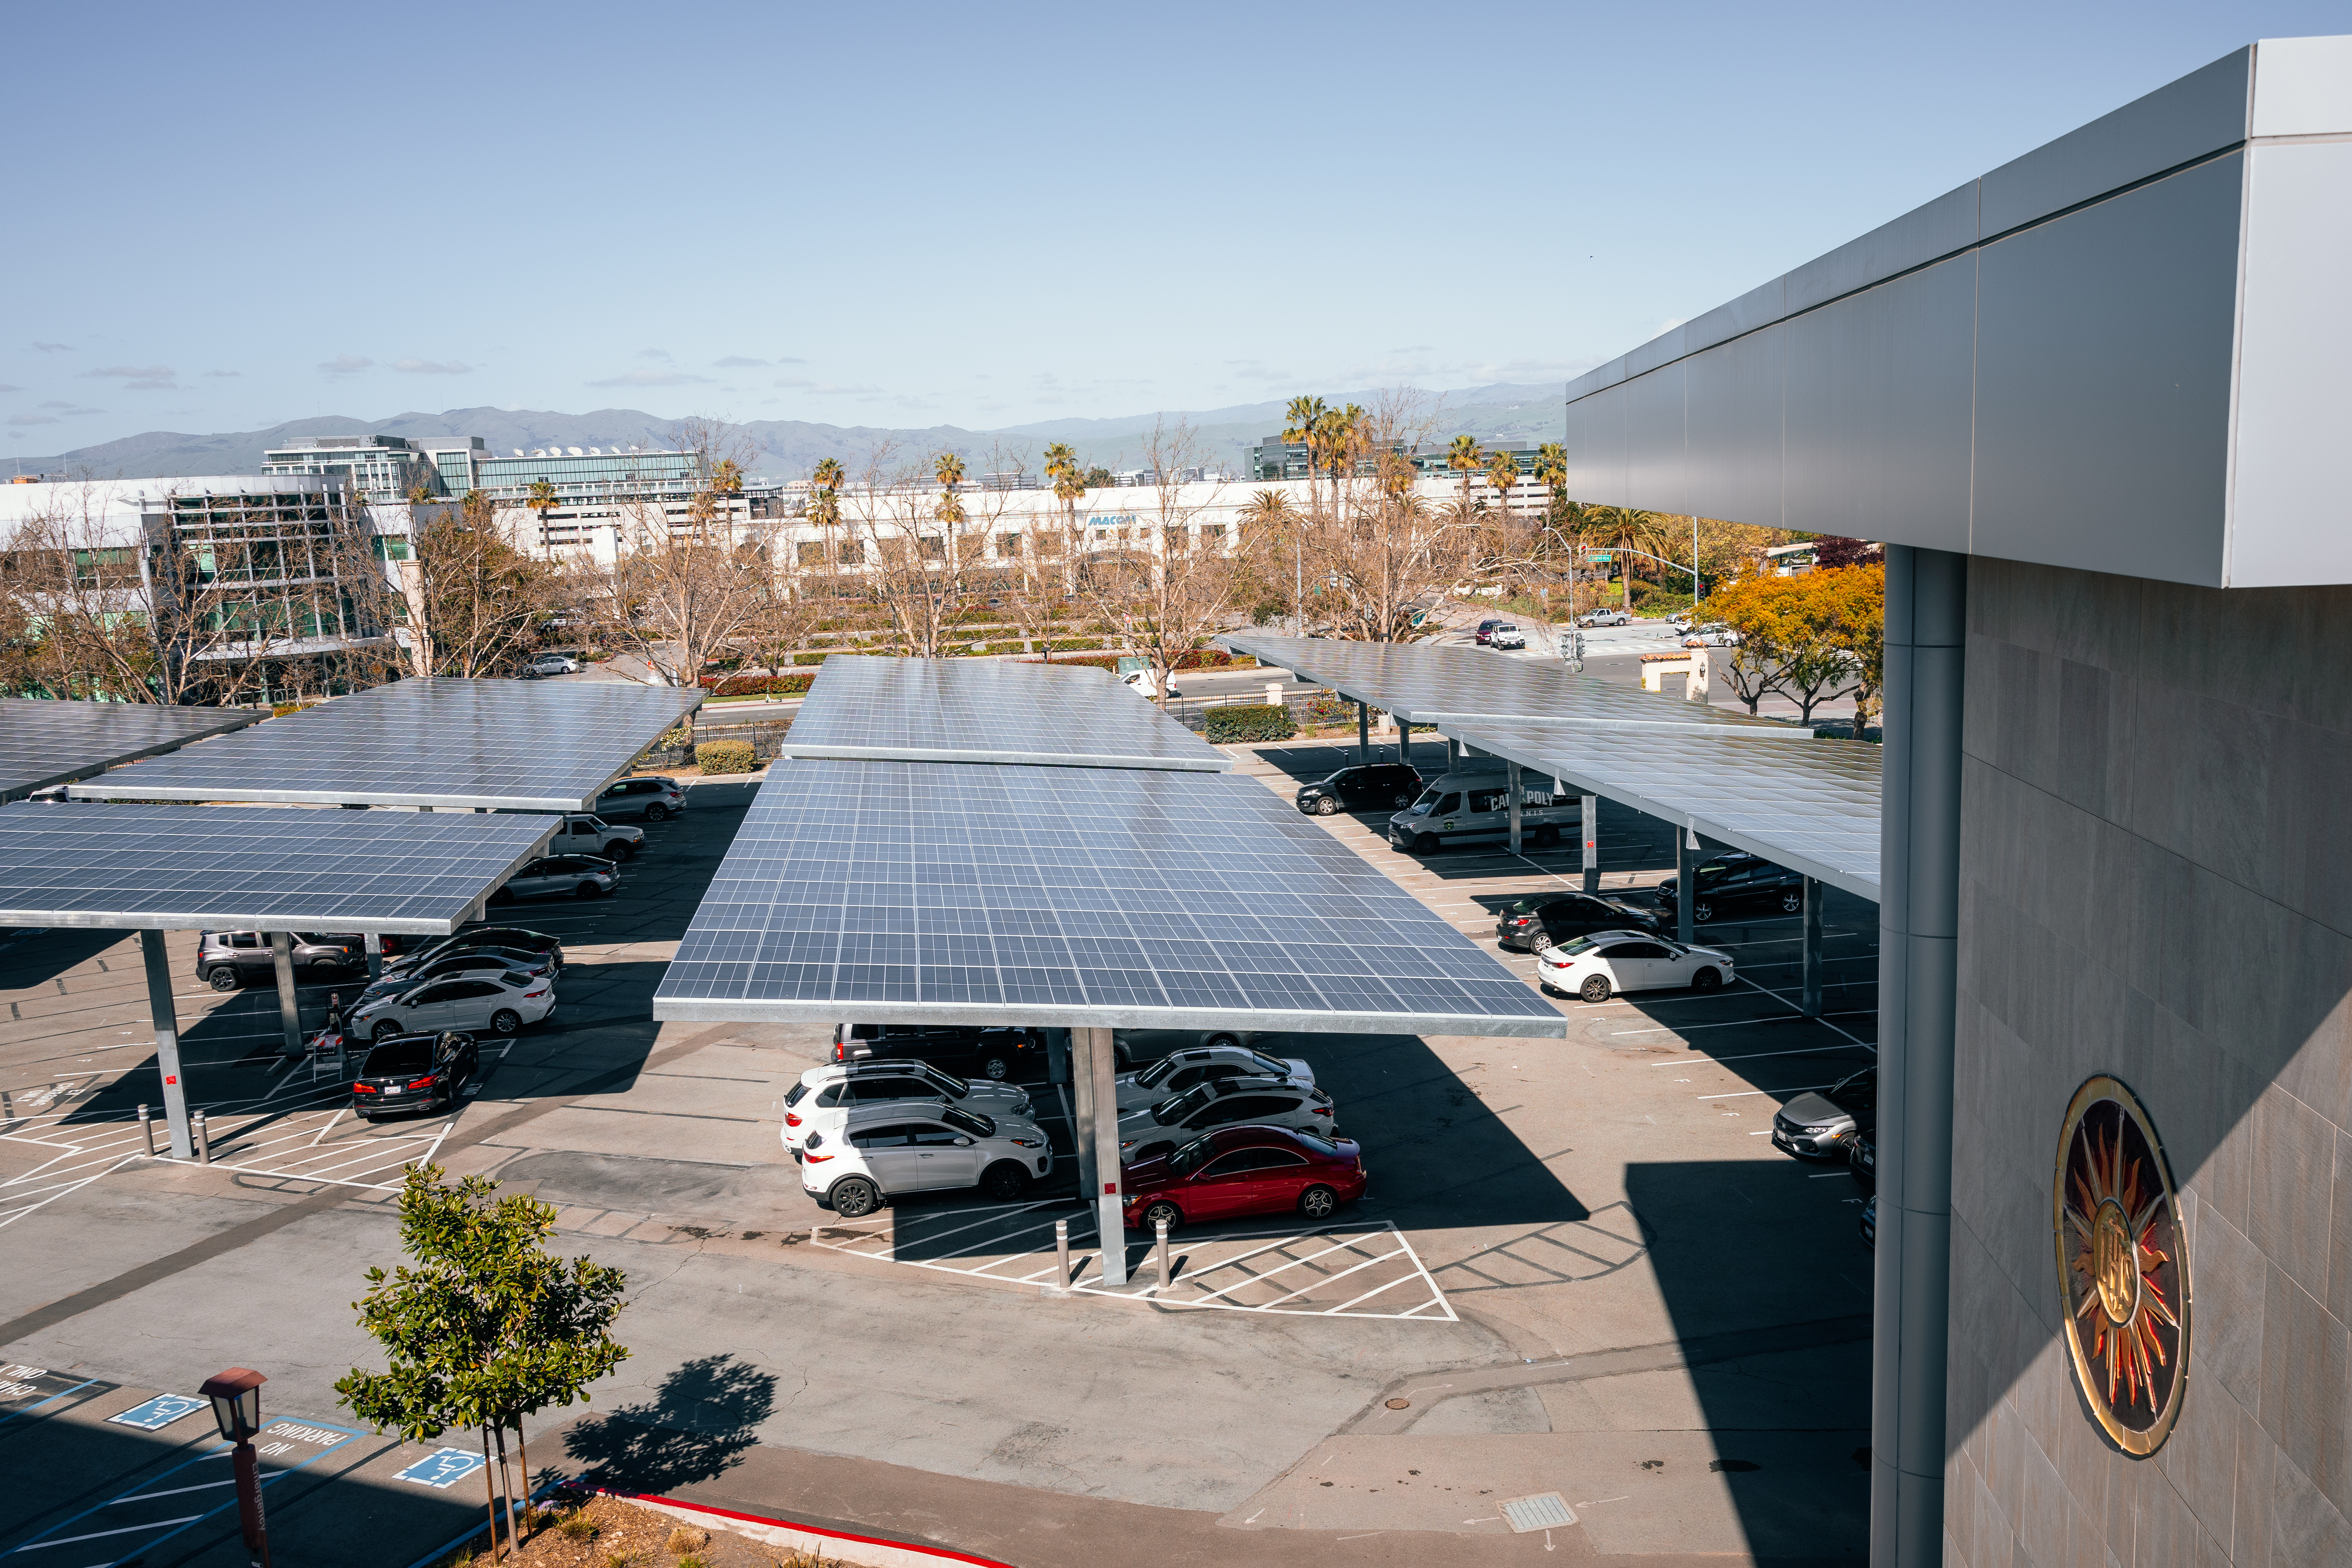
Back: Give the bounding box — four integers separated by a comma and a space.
201, 1367, 272, 1568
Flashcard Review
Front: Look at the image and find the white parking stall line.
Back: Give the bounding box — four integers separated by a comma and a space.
1322, 1269, 1429, 1315
0, 1157, 141, 1233
1238, 1245, 1410, 1311
1174, 1234, 1372, 1305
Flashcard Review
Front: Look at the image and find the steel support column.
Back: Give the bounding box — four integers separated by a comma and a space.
1070, 1027, 1097, 1211
1582, 795, 1600, 892
1802, 876, 1824, 1016
1676, 821, 1695, 946
1506, 761, 1522, 855
1871, 544, 1965, 1568
1397, 720, 1410, 768
364, 931, 383, 981
139, 930, 194, 1159
1082, 1026, 1127, 1286
269, 930, 303, 1056
1356, 701, 1370, 767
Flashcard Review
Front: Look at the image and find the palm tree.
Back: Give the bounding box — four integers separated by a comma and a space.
525, 479, 559, 543
933, 451, 966, 535
1445, 435, 1484, 529
1486, 448, 1519, 514
1532, 442, 1568, 498
1280, 396, 1327, 488
807, 457, 843, 534
1594, 505, 1669, 613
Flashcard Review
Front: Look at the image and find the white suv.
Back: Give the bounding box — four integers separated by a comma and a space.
1116, 1075, 1334, 1163
783, 1060, 1032, 1158
801, 1103, 1053, 1217
1114, 1044, 1313, 1112
352, 970, 555, 1041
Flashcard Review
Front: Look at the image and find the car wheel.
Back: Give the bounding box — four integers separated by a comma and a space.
575, 881, 604, 899
980, 1054, 1010, 1081
1314, 796, 1341, 816
1413, 833, 1440, 853
490, 1009, 522, 1035
608, 842, 634, 861
1205, 1033, 1241, 1051
1141, 1199, 1182, 1233
1579, 975, 1612, 1004
1780, 888, 1803, 914
1535, 824, 1561, 847
643, 803, 668, 822
1692, 900, 1715, 924
1299, 1184, 1339, 1220
980, 1161, 1027, 1202
1692, 967, 1723, 992
372, 1020, 403, 1042
829, 1177, 880, 1219
1392, 790, 1413, 807
207, 966, 241, 992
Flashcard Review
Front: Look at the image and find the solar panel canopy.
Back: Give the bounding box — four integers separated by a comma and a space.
780, 655, 1230, 771
1220, 634, 1812, 737
68, 678, 702, 810
654, 756, 1566, 1038
0, 801, 557, 933
1441, 719, 1884, 900
0, 698, 263, 803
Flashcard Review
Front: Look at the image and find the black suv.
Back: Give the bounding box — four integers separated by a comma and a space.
352, 1030, 480, 1120
194, 930, 365, 991
1494, 891, 1663, 951
1295, 763, 1422, 817
1652, 852, 1807, 924
833, 1024, 1049, 1082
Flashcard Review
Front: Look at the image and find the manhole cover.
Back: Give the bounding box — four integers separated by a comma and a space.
1500, 1492, 1578, 1532
1384, 1399, 1411, 1410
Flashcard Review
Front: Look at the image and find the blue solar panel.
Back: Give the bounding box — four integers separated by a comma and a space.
0, 801, 557, 933
781, 655, 1229, 770
68, 678, 701, 810
654, 757, 1564, 1037
0, 698, 262, 802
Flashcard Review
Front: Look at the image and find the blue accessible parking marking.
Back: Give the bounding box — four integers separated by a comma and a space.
395, 1447, 488, 1490
105, 1393, 207, 1431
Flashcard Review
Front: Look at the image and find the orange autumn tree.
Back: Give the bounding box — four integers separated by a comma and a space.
1706, 563, 1884, 731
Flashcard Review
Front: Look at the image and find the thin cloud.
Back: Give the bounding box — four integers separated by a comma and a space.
636, 347, 673, 363
7, 414, 57, 426
319, 354, 373, 376
0, 384, 22, 393
38, 402, 104, 414
85, 364, 175, 381
773, 378, 880, 394
203, 370, 241, 379
591, 369, 709, 388
713, 356, 767, 368
31, 342, 71, 352
393, 358, 472, 374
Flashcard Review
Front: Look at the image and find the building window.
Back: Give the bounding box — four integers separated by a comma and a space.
918, 535, 944, 560
797, 540, 828, 566
837, 540, 864, 566
997, 532, 1022, 557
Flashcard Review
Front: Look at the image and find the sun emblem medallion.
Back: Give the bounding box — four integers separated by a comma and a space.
2054, 1074, 2192, 1455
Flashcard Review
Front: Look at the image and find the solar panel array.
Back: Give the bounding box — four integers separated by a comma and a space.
782, 655, 1230, 770
0, 802, 557, 933
1219, 634, 1807, 735
653, 757, 1566, 1038
0, 698, 263, 802
67, 678, 702, 810
1442, 720, 1884, 898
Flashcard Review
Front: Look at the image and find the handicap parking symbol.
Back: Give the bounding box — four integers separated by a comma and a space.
396, 1448, 488, 1490
107, 1394, 207, 1431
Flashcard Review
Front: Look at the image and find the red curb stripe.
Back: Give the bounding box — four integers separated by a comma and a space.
589, 1487, 1019, 1568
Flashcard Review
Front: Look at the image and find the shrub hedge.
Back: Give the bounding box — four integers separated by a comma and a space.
1021, 650, 1256, 673
1205, 704, 1295, 743
693, 739, 757, 774
699, 672, 816, 697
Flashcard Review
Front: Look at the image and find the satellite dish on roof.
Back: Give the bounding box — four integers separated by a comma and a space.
587, 447, 601, 455
567, 446, 584, 457
512, 448, 524, 457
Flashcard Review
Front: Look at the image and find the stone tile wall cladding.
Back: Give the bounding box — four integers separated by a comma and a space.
1949, 557, 2352, 1565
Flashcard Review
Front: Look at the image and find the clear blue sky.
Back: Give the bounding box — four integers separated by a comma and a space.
7, 1, 2346, 451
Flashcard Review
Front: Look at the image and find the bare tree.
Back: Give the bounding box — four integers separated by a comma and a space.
1075, 419, 1250, 704
1298, 391, 1469, 642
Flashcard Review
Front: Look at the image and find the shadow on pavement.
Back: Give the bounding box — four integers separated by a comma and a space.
0, 926, 128, 992
562, 1354, 778, 1494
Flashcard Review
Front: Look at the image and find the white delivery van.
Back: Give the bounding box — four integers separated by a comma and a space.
1386, 769, 1580, 854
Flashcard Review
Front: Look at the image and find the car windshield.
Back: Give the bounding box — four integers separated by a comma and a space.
919, 1065, 970, 1097
1555, 936, 1602, 957
1409, 786, 1443, 813
783, 1082, 810, 1108
1153, 1083, 1214, 1123
1290, 1130, 1340, 1156
1168, 1136, 1217, 1177
1830, 1069, 1876, 1111
1248, 1051, 1290, 1077
940, 1105, 994, 1139
362, 1040, 432, 1077
1134, 1056, 1181, 1089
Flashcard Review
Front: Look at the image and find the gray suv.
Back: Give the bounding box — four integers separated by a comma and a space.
195, 930, 365, 991
492, 854, 620, 902
593, 776, 685, 822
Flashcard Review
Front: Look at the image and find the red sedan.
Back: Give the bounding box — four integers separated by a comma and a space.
1121, 1125, 1366, 1232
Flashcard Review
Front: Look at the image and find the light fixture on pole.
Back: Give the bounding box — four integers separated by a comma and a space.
200, 1367, 273, 1568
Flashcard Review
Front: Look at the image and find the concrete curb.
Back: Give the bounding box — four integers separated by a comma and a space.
595, 1488, 1018, 1568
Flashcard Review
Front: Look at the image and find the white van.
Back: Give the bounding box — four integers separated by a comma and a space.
1386, 770, 1580, 854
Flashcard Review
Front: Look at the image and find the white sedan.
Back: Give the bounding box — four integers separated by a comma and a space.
351, 970, 556, 1040
1683, 623, 1741, 647
1537, 931, 1734, 1003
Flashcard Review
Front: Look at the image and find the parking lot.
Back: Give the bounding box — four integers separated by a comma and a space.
0, 755, 1877, 1561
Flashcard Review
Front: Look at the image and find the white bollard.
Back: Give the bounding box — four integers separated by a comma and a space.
138, 1103, 156, 1156
1055, 1218, 1071, 1290
192, 1110, 211, 1165
1155, 1215, 1171, 1290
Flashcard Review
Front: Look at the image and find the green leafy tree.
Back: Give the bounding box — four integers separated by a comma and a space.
1445, 434, 1485, 534
1081, 465, 1114, 489
339, 1166, 629, 1560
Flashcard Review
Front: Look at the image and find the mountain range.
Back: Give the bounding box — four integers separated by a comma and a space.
12, 384, 1569, 482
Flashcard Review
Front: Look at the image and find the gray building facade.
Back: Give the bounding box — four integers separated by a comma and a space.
1557, 35, 2352, 1566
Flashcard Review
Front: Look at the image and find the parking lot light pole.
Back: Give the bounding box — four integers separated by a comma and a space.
1083, 1026, 1127, 1287
1581, 795, 1600, 893
267, 932, 302, 1056
138, 930, 195, 1159
1676, 821, 1697, 946
200, 1367, 271, 1568
1802, 877, 1824, 1016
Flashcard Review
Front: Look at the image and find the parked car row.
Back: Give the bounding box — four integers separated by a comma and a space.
1474, 619, 1525, 649
796, 1027, 1365, 1235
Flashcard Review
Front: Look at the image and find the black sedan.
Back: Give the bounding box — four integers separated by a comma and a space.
1494, 891, 1663, 951
352, 1030, 479, 1120
383, 926, 566, 977
1652, 851, 1807, 924
834, 1023, 1051, 1081
1295, 763, 1422, 817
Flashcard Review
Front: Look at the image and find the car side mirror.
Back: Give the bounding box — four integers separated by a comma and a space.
955, 1136, 972, 1146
